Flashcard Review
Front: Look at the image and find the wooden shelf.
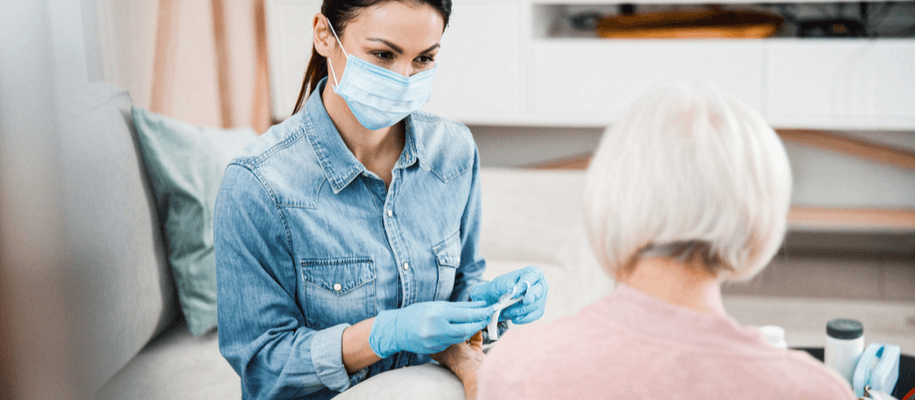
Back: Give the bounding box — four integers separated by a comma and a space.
788, 207, 915, 233
527, 0, 915, 5
777, 129, 915, 172
529, 149, 915, 233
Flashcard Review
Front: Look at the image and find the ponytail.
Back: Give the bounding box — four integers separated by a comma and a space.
292, 47, 328, 115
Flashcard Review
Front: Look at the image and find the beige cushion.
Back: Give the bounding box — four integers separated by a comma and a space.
333, 364, 465, 400
62, 83, 177, 392
479, 168, 615, 325
98, 322, 240, 400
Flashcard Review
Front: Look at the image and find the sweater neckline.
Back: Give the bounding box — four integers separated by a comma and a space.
600, 283, 772, 353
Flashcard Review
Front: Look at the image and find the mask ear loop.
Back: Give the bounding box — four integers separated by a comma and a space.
325, 19, 348, 87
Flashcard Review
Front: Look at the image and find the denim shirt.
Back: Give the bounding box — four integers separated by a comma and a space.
214, 78, 487, 399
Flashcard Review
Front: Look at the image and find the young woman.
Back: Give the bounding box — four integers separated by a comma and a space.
214, 1, 548, 399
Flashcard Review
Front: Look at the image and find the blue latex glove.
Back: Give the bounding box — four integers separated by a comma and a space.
368, 301, 493, 358
470, 266, 548, 324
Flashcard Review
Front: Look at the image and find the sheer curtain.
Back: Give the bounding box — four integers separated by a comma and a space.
98, 0, 272, 133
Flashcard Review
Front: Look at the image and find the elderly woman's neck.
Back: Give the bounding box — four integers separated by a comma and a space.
619, 257, 726, 315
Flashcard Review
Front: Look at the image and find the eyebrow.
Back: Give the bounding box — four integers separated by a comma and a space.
367, 38, 440, 55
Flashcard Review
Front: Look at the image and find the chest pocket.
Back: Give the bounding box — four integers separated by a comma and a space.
432, 232, 461, 301
301, 258, 376, 330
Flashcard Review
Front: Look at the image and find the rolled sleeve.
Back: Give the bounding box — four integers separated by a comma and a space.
310, 323, 356, 392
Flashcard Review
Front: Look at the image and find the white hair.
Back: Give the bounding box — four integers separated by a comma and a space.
584, 84, 792, 282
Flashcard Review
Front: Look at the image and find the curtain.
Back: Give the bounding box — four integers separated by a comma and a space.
103, 0, 271, 133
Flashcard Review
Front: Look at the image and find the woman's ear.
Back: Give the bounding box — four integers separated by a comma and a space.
313, 14, 335, 58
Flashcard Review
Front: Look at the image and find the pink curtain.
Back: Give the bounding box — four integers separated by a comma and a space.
149, 0, 271, 134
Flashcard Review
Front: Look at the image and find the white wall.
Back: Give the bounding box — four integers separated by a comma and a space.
470, 125, 604, 168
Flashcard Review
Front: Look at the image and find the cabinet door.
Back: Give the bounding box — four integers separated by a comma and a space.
265, 0, 322, 121
766, 40, 915, 130
422, 1, 524, 119
531, 40, 764, 126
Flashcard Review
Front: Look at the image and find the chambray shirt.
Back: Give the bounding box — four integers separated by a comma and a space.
214, 78, 487, 399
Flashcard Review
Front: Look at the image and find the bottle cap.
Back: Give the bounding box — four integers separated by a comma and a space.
826, 318, 863, 340
760, 325, 785, 343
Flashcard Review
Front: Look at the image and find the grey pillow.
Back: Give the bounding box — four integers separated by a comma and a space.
132, 107, 257, 335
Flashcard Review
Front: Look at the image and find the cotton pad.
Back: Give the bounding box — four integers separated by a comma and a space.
487, 281, 529, 341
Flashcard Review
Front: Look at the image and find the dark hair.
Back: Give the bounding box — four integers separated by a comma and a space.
292, 0, 452, 115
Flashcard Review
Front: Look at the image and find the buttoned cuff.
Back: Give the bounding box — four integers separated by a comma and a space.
311, 323, 355, 392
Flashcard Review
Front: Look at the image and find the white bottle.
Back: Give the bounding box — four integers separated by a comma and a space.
760, 325, 788, 349
824, 318, 864, 384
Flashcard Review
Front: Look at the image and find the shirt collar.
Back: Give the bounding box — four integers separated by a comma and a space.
401, 118, 421, 168
303, 78, 421, 194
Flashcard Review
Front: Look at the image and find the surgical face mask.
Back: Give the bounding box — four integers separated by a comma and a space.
326, 22, 436, 131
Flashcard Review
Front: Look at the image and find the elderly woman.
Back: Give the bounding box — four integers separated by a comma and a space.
475, 85, 856, 399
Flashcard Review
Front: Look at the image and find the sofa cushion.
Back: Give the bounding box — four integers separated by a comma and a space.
61, 83, 177, 392
97, 321, 241, 400
333, 364, 465, 400
132, 108, 257, 335
478, 169, 615, 323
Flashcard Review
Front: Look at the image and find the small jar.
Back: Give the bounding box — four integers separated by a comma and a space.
760, 325, 788, 349
824, 318, 864, 384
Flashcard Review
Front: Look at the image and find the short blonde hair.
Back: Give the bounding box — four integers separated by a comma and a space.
584, 84, 792, 282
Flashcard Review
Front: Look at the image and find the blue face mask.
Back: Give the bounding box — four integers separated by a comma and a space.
326, 22, 436, 131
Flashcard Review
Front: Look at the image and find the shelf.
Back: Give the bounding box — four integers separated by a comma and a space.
778, 129, 915, 171
527, 0, 915, 6
528, 153, 915, 233
788, 207, 915, 233
533, 1, 915, 40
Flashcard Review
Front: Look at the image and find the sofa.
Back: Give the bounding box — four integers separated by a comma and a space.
73, 82, 614, 399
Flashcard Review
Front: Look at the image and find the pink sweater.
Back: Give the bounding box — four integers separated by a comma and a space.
477, 283, 856, 400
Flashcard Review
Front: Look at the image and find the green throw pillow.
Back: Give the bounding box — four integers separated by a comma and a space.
132, 107, 257, 335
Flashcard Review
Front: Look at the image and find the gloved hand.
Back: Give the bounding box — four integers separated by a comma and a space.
369, 301, 493, 358
470, 266, 548, 324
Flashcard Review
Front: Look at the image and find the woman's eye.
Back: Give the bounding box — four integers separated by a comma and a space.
372, 51, 394, 61
415, 55, 435, 65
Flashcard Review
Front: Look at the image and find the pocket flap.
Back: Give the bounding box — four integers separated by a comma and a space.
301, 258, 375, 295
433, 232, 461, 268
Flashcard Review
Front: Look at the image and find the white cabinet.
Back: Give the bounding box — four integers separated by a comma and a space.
422, 1, 525, 118
531, 40, 763, 126
766, 39, 915, 130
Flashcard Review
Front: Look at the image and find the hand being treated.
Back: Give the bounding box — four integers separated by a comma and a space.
470, 266, 548, 324
368, 301, 494, 358
432, 331, 485, 400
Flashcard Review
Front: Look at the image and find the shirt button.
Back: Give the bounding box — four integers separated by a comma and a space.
387, 210, 393, 217
333, 283, 342, 292
402, 262, 410, 271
